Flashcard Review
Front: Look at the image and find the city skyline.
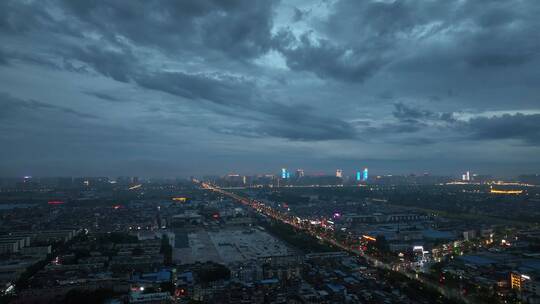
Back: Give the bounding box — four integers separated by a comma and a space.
2, 2, 540, 302
2, 168, 536, 181
1, 1, 540, 177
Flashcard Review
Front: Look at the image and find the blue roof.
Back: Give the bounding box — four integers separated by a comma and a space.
132, 270, 171, 283
260, 278, 279, 285
326, 283, 346, 293
344, 277, 358, 284
334, 270, 346, 277
178, 272, 194, 283
157, 270, 171, 281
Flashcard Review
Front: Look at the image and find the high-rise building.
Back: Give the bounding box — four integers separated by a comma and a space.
356, 171, 362, 181
336, 169, 343, 178
462, 171, 471, 181
295, 169, 305, 179
281, 168, 287, 179
363, 168, 369, 181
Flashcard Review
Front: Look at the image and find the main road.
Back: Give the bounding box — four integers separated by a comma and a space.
197, 180, 473, 304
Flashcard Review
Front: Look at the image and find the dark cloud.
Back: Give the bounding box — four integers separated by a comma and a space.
206, 102, 357, 141
260, 120, 354, 141
353, 103, 462, 143
59, 40, 355, 142
208, 124, 262, 139
274, 31, 387, 83
0, 47, 61, 69
0, 92, 98, 120
259, 103, 356, 141
134, 71, 255, 107
270, 0, 441, 82
0, 48, 8, 65
476, 6, 517, 28
66, 45, 135, 82
198, 1, 276, 59
363, 108, 540, 147
62, 44, 260, 109
291, 7, 309, 23
462, 113, 540, 145
393, 103, 437, 122
274, 0, 540, 83
0, 0, 539, 176
84, 91, 124, 103
328, 0, 438, 37
393, 103, 455, 123
363, 122, 426, 137
465, 52, 533, 68
459, 1, 538, 69
59, 0, 277, 60
0, 1, 54, 34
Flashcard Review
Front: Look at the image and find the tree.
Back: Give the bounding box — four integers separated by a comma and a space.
195, 262, 230, 284
61, 288, 115, 304
374, 235, 389, 253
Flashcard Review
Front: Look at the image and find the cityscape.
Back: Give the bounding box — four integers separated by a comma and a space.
1, 172, 540, 303
2, 0, 540, 304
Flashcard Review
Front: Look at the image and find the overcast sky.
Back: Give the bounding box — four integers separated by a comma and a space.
1, 0, 540, 178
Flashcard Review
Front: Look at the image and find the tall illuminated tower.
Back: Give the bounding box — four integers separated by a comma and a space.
362, 168, 368, 181
336, 169, 343, 178
281, 168, 287, 179
356, 171, 362, 181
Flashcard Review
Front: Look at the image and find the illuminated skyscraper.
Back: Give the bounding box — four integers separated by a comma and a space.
281, 168, 287, 179
356, 171, 362, 181
295, 169, 305, 178
362, 168, 368, 181
336, 169, 343, 178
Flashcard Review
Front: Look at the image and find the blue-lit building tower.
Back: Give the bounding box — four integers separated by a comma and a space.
363, 168, 368, 181
356, 171, 362, 181
281, 168, 287, 179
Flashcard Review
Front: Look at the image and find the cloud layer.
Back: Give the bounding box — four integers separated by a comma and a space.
1, 0, 539, 177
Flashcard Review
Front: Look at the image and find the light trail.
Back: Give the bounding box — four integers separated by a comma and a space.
197, 181, 474, 304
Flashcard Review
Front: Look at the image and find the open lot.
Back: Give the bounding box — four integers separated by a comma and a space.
173, 228, 293, 265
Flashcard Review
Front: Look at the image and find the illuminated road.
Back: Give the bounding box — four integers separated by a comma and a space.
214, 184, 366, 190
198, 181, 473, 304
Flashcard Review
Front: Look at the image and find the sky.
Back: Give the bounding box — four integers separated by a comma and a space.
1, 0, 540, 178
